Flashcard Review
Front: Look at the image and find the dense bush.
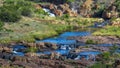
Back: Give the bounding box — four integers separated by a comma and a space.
35, 9, 49, 15
115, 0, 120, 11
0, 0, 35, 22
60, 14, 70, 20
21, 7, 32, 17
102, 52, 111, 60
66, 0, 75, 3
0, 7, 21, 22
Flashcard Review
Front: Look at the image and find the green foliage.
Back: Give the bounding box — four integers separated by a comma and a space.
102, 52, 111, 60
110, 45, 119, 54
89, 62, 112, 68
60, 14, 70, 20
0, 6, 21, 22
93, 26, 120, 36
4, 0, 32, 7
35, 9, 49, 16
0, 0, 34, 22
26, 47, 38, 53
110, 17, 117, 22
21, 7, 32, 17
86, 39, 98, 44
89, 62, 106, 68
115, 0, 120, 16
66, 0, 75, 3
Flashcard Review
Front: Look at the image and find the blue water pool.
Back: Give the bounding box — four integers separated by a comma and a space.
97, 44, 113, 47
12, 45, 26, 56
60, 32, 91, 37
37, 38, 76, 45
13, 51, 25, 56
36, 32, 91, 44
36, 51, 52, 55
93, 20, 110, 28
37, 49, 69, 55
55, 49, 69, 55
73, 51, 101, 60
58, 44, 73, 50
79, 51, 101, 56
13, 45, 26, 51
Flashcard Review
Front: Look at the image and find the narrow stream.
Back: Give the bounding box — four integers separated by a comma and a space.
11, 17, 115, 60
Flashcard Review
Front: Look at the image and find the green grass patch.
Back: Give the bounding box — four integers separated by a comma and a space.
93, 26, 120, 36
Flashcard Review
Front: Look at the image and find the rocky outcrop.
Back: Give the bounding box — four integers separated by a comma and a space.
24, 42, 57, 50
42, 3, 78, 17
111, 19, 120, 27
53, 9, 63, 16
38, 0, 120, 18
0, 45, 13, 53
34, 4, 42, 9
79, 0, 93, 17
113, 59, 120, 68
50, 52, 60, 60
102, 5, 119, 19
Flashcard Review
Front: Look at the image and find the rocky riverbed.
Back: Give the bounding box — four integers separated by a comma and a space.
0, 31, 120, 68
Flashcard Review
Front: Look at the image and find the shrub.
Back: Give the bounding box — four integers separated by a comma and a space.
102, 52, 110, 60
60, 14, 70, 20
0, 5, 21, 22
35, 9, 49, 15
26, 47, 38, 53
86, 39, 98, 44
115, 0, 120, 16
0, 9, 21, 22
66, 0, 75, 3
89, 62, 107, 68
21, 7, 32, 17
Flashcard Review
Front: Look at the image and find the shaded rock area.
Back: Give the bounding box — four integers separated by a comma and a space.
113, 59, 120, 68
23, 42, 58, 51
0, 51, 87, 68
111, 19, 120, 27
102, 5, 119, 19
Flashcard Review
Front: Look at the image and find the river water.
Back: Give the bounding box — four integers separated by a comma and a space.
11, 9, 114, 60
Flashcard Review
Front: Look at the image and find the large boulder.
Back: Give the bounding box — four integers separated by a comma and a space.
34, 4, 42, 9
102, 5, 119, 19
54, 9, 63, 16
113, 59, 120, 68
44, 42, 58, 50
26, 43, 36, 47
50, 52, 60, 60
36, 42, 46, 49
111, 19, 120, 27
25, 52, 38, 57
11, 56, 28, 62
3, 47, 13, 53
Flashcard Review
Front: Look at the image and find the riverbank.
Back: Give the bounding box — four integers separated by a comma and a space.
0, 17, 103, 44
